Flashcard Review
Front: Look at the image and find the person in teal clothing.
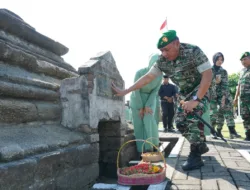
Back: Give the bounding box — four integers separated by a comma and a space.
130, 53, 162, 153
154, 96, 161, 127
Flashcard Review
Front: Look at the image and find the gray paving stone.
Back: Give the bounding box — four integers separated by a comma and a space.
217, 179, 237, 190
230, 171, 250, 181
172, 179, 200, 185
223, 157, 246, 160
223, 161, 238, 168
188, 172, 201, 180
201, 165, 213, 173
202, 172, 230, 177
235, 181, 250, 187
213, 166, 228, 172
238, 186, 250, 190
170, 184, 201, 190
220, 152, 231, 157
172, 171, 187, 180
201, 179, 218, 190
247, 173, 250, 179
236, 161, 250, 167
230, 152, 242, 157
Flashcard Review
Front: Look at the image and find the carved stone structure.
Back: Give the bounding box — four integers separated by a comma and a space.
61, 51, 137, 179
0, 9, 136, 189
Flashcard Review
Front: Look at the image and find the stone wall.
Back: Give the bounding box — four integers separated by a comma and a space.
0, 9, 136, 190
0, 9, 95, 190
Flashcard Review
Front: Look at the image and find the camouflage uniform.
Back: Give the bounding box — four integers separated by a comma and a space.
239, 66, 250, 133
149, 43, 212, 143
209, 70, 218, 128
210, 66, 235, 130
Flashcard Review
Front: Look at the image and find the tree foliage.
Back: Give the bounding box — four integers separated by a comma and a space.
228, 72, 240, 99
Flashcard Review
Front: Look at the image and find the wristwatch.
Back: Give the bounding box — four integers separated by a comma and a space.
192, 95, 201, 102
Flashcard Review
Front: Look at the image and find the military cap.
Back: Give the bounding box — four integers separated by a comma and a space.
157, 30, 178, 49
240, 52, 250, 60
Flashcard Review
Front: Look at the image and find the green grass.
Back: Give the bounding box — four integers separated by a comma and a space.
158, 122, 246, 139
221, 123, 245, 139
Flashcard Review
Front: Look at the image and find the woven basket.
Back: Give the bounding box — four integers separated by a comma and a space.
141, 137, 163, 162
117, 139, 166, 186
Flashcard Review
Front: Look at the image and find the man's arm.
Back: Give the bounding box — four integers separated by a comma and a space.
196, 69, 212, 99
158, 85, 164, 98
125, 73, 156, 94
112, 63, 162, 96
233, 84, 240, 106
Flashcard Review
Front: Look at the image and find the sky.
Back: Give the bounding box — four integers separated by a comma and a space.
2, 0, 250, 100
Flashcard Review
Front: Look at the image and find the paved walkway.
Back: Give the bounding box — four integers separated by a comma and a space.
160, 131, 250, 190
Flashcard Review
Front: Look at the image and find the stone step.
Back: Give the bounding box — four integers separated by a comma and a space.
168, 137, 185, 158
0, 124, 98, 162
0, 143, 99, 190
147, 180, 170, 190
91, 183, 131, 190
91, 180, 170, 190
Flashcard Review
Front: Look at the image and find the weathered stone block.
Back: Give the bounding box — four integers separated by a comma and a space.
98, 121, 125, 137
0, 9, 69, 56
0, 99, 38, 123
0, 144, 25, 162
36, 102, 61, 121
0, 80, 59, 101
99, 137, 124, 151
0, 158, 37, 190
56, 163, 99, 190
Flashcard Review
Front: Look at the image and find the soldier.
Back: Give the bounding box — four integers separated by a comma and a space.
234, 52, 250, 141
112, 30, 212, 170
210, 52, 241, 139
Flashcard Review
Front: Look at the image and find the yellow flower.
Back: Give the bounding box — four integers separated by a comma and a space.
152, 165, 160, 173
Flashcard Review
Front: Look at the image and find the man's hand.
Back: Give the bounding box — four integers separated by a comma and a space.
144, 107, 153, 115
111, 73, 156, 97
215, 78, 221, 84
139, 108, 144, 118
221, 96, 226, 108
182, 100, 199, 112
164, 96, 173, 103
111, 82, 128, 96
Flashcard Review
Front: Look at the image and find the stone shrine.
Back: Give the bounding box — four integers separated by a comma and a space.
0, 9, 136, 190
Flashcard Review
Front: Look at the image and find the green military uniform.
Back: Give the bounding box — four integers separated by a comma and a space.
239, 52, 250, 140
210, 60, 240, 139
151, 44, 211, 143
150, 30, 212, 170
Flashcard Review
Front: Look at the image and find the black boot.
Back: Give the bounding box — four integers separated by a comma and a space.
229, 126, 241, 139
181, 142, 209, 171
168, 127, 176, 132
216, 128, 224, 138
245, 130, 250, 141
211, 128, 223, 139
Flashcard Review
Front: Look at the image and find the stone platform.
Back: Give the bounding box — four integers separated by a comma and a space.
164, 131, 250, 190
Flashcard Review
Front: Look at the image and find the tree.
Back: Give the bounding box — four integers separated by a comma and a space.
228, 72, 240, 99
